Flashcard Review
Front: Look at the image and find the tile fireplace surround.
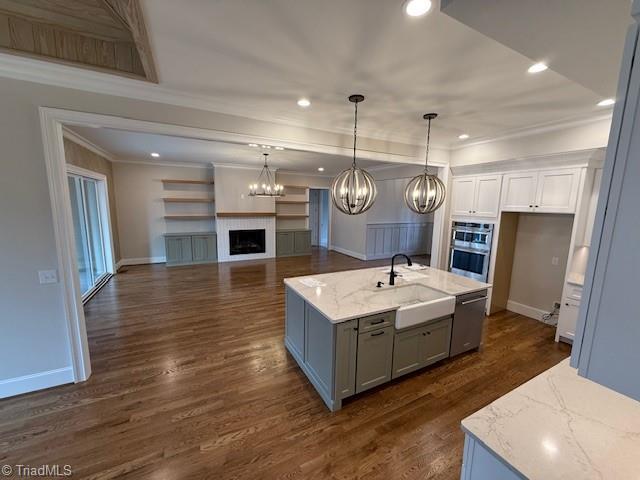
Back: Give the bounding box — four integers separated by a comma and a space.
216, 215, 276, 262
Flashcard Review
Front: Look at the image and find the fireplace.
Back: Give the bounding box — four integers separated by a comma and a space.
229, 229, 266, 255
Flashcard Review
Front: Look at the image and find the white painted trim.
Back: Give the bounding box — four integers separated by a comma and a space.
452, 114, 613, 150
63, 127, 116, 162
40, 108, 91, 384
330, 245, 367, 261
118, 256, 166, 266
450, 148, 604, 176
0, 367, 74, 399
112, 158, 212, 169
506, 300, 549, 322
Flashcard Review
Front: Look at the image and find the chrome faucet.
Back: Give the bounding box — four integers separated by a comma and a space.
389, 254, 412, 286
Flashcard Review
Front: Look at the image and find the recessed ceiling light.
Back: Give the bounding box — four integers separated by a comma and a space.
598, 98, 615, 107
458, 134, 470, 140
318, 167, 325, 172
528, 62, 548, 74
404, 0, 432, 17
297, 98, 311, 107
261, 145, 271, 149
150, 152, 160, 158
275, 146, 285, 150
248, 143, 258, 147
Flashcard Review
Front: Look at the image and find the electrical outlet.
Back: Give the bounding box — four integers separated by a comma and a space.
551, 256, 560, 266
554, 302, 561, 310
38, 270, 58, 284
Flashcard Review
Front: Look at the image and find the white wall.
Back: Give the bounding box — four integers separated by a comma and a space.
450, 117, 612, 167
112, 162, 214, 262
214, 165, 275, 213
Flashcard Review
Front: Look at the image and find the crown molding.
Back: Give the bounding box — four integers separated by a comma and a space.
450, 147, 605, 176
276, 170, 333, 178
451, 113, 613, 150
62, 127, 117, 162
110, 158, 212, 169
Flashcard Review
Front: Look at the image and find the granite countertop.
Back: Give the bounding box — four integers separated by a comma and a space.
283, 265, 491, 323
462, 359, 640, 480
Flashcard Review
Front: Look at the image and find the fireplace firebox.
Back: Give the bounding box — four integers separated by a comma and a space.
229, 229, 266, 255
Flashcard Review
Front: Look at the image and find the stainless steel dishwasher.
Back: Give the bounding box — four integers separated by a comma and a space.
450, 289, 488, 357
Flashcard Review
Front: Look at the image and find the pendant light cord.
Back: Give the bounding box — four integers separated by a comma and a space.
424, 117, 431, 173
352, 101, 358, 169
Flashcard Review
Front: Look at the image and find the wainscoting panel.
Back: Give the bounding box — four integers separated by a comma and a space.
365, 222, 433, 260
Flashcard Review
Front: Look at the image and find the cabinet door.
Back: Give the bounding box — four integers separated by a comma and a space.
451, 177, 477, 216
420, 317, 452, 367
294, 230, 311, 254
276, 232, 294, 256
165, 236, 193, 266
474, 175, 502, 217
192, 235, 217, 263
534, 168, 581, 213
392, 326, 425, 379
335, 320, 358, 399
355, 326, 393, 393
501, 172, 537, 212
557, 299, 580, 342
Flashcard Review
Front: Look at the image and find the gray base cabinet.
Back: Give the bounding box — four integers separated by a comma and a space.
165, 233, 217, 266
392, 317, 452, 379
277, 230, 311, 257
284, 286, 456, 411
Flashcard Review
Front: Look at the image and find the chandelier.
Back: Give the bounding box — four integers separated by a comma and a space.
249, 153, 284, 197
404, 113, 446, 214
330, 94, 377, 215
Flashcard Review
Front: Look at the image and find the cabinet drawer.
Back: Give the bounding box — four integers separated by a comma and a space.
358, 311, 394, 333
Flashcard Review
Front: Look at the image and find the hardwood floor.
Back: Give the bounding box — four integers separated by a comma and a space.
0, 249, 570, 479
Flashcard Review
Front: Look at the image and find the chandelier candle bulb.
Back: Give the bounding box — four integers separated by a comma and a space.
248, 153, 284, 198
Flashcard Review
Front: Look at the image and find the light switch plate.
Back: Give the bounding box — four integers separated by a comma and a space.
38, 269, 58, 284
551, 256, 560, 266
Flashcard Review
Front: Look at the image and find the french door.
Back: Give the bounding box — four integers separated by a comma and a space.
67, 172, 113, 301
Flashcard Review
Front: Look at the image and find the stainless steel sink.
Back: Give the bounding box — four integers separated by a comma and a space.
374, 283, 455, 330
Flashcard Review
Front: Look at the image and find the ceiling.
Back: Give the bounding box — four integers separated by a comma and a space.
68, 126, 397, 175
138, 0, 627, 146
441, 0, 631, 98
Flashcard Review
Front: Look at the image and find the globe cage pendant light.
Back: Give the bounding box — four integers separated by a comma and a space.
404, 113, 446, 214
248, 153, 284, 197
330, 95, 377, 215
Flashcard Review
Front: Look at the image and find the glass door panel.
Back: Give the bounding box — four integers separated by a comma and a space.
82, 178, 107, 282
68, 176, 93, 295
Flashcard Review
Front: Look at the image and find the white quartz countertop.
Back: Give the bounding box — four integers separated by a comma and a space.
283, 265, 491, 323
462, 359, 640, 480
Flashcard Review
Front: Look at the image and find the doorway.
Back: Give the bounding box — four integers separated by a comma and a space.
309, 189, 329, 247
67, 167, 115, 303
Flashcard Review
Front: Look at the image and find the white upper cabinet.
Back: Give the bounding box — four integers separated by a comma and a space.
535, 168, 581, 213
451, 175, 502, 218
501, 172, 538, 211
474, 175, 502, 217
501, 168, 581, 214
451, 177, 476, 216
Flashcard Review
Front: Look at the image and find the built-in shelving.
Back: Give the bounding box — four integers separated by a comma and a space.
163, 198, 214, 203
276, 214, 309, 219
161, 179, 214, 185
164, 214, 216, 220
276, 200, 309, 204
276, 183, 310, 230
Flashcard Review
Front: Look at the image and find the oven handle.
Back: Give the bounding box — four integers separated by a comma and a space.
451, 246, 491, 255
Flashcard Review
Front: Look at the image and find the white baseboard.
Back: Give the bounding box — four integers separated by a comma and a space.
507, 300, 549, 322
118, 256, 166, 267
0, 367, 74, 399
330, 245, 367, 261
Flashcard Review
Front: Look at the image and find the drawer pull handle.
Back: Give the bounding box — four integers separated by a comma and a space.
461, 296, 488, 305
370, 319, 385, 325
371, 330, 385, 337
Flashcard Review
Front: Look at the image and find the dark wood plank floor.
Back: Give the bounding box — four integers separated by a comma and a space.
0, 249, 570, 479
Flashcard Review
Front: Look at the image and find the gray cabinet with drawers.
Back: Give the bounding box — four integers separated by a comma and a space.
392, 317, 452, 379
164, 232, 217, 266
276, 229, 312, 257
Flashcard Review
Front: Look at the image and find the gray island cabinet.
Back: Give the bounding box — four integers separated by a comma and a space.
283, 266, 491, 411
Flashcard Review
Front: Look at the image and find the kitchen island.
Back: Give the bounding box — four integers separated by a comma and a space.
283, 264, 491, 411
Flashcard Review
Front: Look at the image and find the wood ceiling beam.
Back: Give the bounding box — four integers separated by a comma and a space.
101, 0, 157, 83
